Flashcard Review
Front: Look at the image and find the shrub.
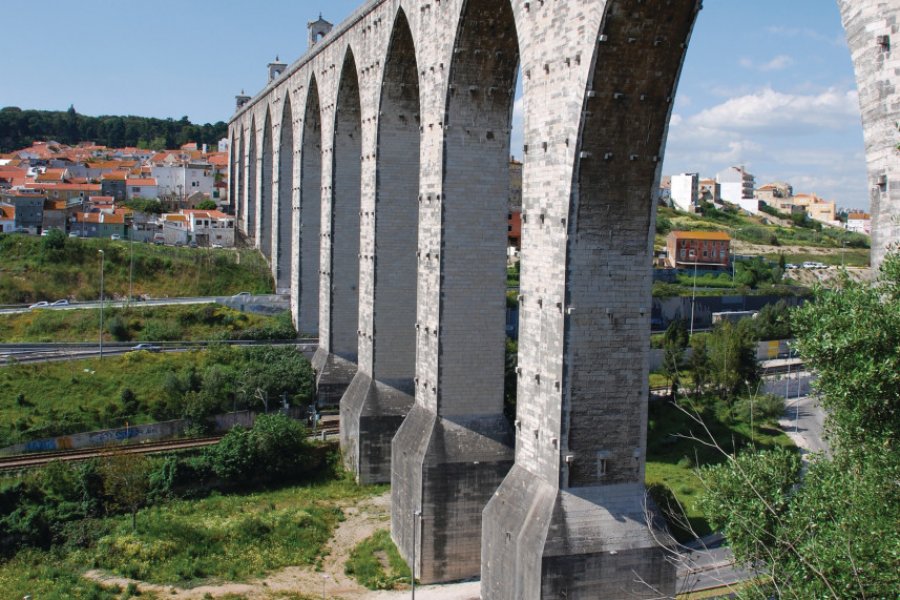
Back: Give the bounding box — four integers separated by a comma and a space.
734, 393, 785, 426
106, 316, 130, 341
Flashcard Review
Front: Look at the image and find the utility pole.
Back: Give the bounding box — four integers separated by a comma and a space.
411, 508, 421, 600
98, 249, 105, 360
689, 259, 698, 337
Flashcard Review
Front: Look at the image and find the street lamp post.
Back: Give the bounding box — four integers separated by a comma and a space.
411, 508, 421, 600
98, 249, 105, 360
689, 259, 699, 337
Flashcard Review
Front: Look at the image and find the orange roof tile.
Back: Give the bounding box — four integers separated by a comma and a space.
669, 230, 731, 241
0, 205, 14, 219
126, 178, 157, 186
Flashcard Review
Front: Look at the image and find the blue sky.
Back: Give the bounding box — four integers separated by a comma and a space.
0, 0, 867, 209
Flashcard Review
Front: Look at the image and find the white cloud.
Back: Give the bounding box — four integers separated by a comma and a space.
739, 55, 793, 72
689, 87, 860, 134
766, 25, 846, 47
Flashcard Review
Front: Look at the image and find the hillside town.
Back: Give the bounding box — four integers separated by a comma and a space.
661, 166, 871, 233
0, 139, 235, 246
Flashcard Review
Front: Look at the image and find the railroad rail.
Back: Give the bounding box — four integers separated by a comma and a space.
0, 424, 340, 472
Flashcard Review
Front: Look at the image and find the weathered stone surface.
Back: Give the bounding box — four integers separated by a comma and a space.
392, 405, 514, 583
838, 0, 900, 269
311, 347, 357, 409
341, 371, 413, 484
229, 0, 898, 595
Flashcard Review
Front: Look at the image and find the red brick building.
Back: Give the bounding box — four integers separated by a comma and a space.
666, 230, 731, 268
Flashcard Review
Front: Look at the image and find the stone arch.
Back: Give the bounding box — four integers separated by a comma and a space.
259, 107, 274, 259
298, 75, 323, 335
439, 0, 520, 416
229, 129, 238, 217
331, 48, 362, 362
245, 116, 257, 240
234, 128, 243, 224
276, 95, 294, 293
565, 0, 697, 488
373, 7, 420, 387
391, 0, 521, 585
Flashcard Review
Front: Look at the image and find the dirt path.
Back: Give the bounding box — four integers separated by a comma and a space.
84, 492, 396, 599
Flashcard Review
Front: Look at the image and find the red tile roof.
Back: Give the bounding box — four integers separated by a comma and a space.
126, 178, 157, 186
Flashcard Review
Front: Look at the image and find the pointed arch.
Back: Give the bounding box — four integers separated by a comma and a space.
330, 48, 362, 361
246, 116, 257, 238
276, 96, 294, 292
298, 76, 323, 335
372, 8, 420, 387
440, 0, 520, 414
260, 107, 274, 258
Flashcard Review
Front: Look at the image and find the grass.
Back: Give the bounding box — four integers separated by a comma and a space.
0, 234, 273, 304
0, 304, 294, 343
645, 398, 794, 540
0, 351, 208, 445
0, 479, 384, 593
345, 529, 411, 590
764, 248, 870, 268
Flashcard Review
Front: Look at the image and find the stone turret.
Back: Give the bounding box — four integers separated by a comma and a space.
268, 56, 287, 82
308, 14, 333, 49
235, 90, 250, 112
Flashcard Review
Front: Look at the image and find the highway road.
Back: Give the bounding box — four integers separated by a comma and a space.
0, 339, 318, 365
0, 294, 288, 316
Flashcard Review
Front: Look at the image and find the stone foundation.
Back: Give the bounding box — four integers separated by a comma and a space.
311, 347, 357, 409
340, 372, 414, 484
482, 466, 676, 599
392, 405, 514, 583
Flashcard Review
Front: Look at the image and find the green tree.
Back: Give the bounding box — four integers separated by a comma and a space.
99, 451, 152, 531
195, 199, 218, 210
706, 320, 759, 401
698, 253, 900, 598
688, 334, 711, 397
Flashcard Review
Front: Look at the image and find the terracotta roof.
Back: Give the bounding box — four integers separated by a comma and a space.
35, 168, 67, 182
847, 212, 870, 220
165, 214, 187, 222
25, 183, 101, 192
102, 171, 128, 181
126, 178, 157, 186
75, 212, 125, 224
45, 200, 68, 210
0, 205, 14, 219
668, 230, 731, 241
183, 209, 229, 219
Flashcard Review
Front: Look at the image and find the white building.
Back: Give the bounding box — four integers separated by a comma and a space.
670, 173, 699, 212
846, 212, 871, 234
151, 164, 215, 200
183, 209, 235, 247
717, 166, 758, 214
125, 178, 159, 200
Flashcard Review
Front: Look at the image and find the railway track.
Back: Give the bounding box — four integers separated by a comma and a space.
0, 424, 340, 472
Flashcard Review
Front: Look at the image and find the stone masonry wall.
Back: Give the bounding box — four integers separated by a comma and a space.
838, 0, 900, 269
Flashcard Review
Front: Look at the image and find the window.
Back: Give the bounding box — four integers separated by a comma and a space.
132, 187, 140, 193
680, 249, 686, 259
702, 250, 708, 258
508, 225, 512, 232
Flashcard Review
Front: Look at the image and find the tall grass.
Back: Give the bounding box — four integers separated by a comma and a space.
345, 529, 411, 590
0, 234, 273, 304
0, 304, 294, 343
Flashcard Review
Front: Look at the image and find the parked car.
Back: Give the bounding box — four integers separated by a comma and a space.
50, 299, 69, 307
29, 301, 49, 309
189, 241, 198, 248
211, 243, 223, 249
68, 232, 80, 238
130, 343, 161, 353
110, 234, 121, 241
232, 291, 251, 298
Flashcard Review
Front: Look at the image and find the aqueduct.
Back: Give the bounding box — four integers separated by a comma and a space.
228, 1, 898, 596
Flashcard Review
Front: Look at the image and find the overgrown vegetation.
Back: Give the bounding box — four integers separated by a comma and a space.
345, 530, 411, 590
0, 305, 296, 343
695, 253, 900, 598
0, 419, 377, 589
0, 234, 272, 304
0, 345, 314, 447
